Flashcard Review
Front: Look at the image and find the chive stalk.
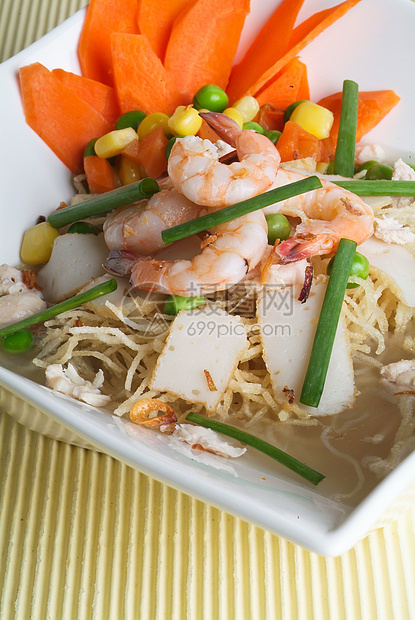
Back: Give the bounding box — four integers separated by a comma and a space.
162, 176, 322, 245
333, 80, 359, 177
48, 178, 159, 228
0, 279, 118, 338
300, 238, 357, 408
185, 412, 325, 486
333, 180, 415, 195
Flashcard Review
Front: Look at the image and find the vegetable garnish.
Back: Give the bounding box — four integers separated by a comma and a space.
0, 279, 118, 338
327, 250, 369, 289
300, 238, 357, 408
163, 294, 206, 316
332, 180, 415, 196
48, 178, 159, 228
364, 163, 393, 180
185, 412, 325, 486
1, 329, 34, 354
333, 80, 359, 177
161, 176, 322, 245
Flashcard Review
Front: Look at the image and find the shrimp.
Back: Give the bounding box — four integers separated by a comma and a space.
126, 209, 268, 296
103, 183, 204, 254
262, 168, 375, 267
167, 113, 280, 208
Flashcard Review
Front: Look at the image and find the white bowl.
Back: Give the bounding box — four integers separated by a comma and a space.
1, 0, 415, 556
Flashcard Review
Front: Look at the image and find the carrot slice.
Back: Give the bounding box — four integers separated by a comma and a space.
84, 155, 116, 193
137, 0, 192, 61
317, 90, 401, 149
297, 63, 310, 101
19, 63, 113, 174
123, 127, 168, 179
227, 0, 362, 102
227, 0, 306, 104
52, 69, 120, 126
164, 0, 250, 104
257, 104, 285, 133
78, 0, 139, 87
277, 121, 321, 162
111, 33, 183, 115
256, 57, 308, 109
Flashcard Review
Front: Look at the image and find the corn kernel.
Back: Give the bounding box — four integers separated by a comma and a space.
119, 156, 144, 185
290, 101, 334, 140
20, 222, 59, 265
316, 161, 329, 174
223, 107, 244, 129
94, 127, 137, 158
168, 105, 203, 136
232, 96, 260, 123
138, 113, 170, 140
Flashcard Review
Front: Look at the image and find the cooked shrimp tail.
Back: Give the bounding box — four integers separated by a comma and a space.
105, 249, 141, 277
198, 112, 240, 147
272, 233, 338, 265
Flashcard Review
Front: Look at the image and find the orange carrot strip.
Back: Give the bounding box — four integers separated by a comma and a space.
111, 33, 183, 115
84, 155, 116, 193
164, 0, 250, 104
297, 62, 310, 101
19, 63, 112, 174
257, 104, 285, 133
122, 128, 168, 179
227, 0, 306, 104
137, 0, 192, 61
256, 57, 307, 109
227, 0, 362, 102
317, 90, 401, 149
78, 0, 139, 87
277, 120, 321, 162
52, 69, 120, 126
197, 120, 220, 143
135, 126, 169, 179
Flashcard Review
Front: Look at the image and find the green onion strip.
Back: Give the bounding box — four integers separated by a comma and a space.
185, 412, 325, 486
161, 176, 322, 245
0, 279, 118, 338
333, 180, 415, 195
48, 178, 159, 228
300, 238, 357, 408
333, 79, 359, 178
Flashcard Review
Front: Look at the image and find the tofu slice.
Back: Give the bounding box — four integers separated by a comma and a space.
37, 233, 109, 302
257, 276, 355, 415
358, 236, 415, 307
150, 306, 248, 412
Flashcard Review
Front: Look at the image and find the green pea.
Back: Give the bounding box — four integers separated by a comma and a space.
242, 121, 265, 134
165, 137, 177, 161
84, 138, 98, 158
163, 294, 206, 316
115, 110, 146, 131
327, 251, 369, 288
355, 160, 381, 173
193, 85, 228, 112
365, 163, 393, 180
67, 221, 99, 235
266, 129, 281, 145
265, 214, 291, 245
283, 100, 309, 124
1, 329, 34, 354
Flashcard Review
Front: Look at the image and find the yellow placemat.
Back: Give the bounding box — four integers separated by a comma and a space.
1, 2, 415, 618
